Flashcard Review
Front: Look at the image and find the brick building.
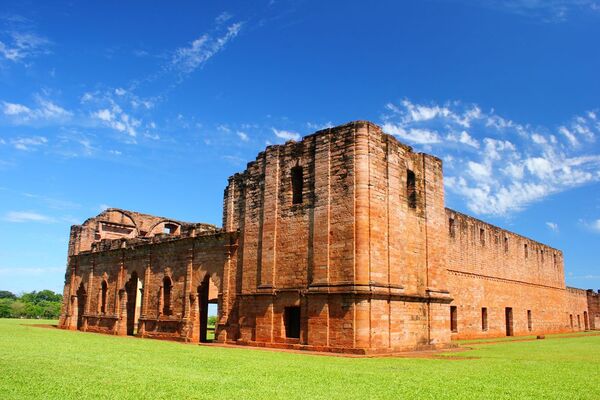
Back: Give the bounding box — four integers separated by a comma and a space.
58, 121, 600, 354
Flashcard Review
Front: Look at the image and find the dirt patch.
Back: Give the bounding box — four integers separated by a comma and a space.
24, 323, 59, 329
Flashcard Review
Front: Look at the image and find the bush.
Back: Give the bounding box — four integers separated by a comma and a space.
207, 315, 217, 327
0, 290, 62, 319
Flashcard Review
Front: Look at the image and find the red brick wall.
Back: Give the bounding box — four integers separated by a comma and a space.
445, 210, 588, 339
222, 121, 452, 353
59, 120, 595, 353
586, 290, 600, 330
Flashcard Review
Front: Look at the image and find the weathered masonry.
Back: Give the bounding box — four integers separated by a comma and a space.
59, 121, 600, 354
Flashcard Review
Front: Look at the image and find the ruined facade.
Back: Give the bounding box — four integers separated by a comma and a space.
59, 121, 600, 354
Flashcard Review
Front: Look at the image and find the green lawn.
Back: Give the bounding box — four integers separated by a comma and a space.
1, 319, 599, 399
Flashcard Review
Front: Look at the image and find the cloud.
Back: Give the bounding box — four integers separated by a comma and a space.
382, 99, 600, 216
306, 121, 334, 131
382, 123, 442, 145
1, 97, 72, 124
92, 105, 140, 137
446, 130, 480, 148
546, 222, 559, 232
11, 136, 48, 151
171, 22, 243, 74
479, 0, 600, 22
590, 219, 600, 233
237, 131, 249, 142
0, 27, 51, 63
272, 128, 301, 141
3, 211, 55, 223
215, 12, 233, 24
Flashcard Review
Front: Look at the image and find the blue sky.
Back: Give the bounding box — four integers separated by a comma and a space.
0, 0, 599, 294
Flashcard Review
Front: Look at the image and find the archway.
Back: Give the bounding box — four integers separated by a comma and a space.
197, 275, 219, 342
76, 282, 86, 330
125, 272, 142, 335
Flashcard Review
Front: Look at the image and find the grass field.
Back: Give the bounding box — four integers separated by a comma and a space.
1, 319, 599, 399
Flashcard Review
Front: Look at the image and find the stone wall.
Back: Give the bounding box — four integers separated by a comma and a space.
59, 120, 596, 354
59, 224, 238, 343
445, 210, 588, 339
222, 121, 452, 353
587, 290, 600, 329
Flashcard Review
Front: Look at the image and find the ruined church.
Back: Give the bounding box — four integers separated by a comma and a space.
59, 121, 600, 354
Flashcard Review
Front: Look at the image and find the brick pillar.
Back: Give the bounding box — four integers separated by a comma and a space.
68, 295, 78, 330
354, 122, 370, 286
182, 248, 194, 341
189, 293, 200, 342
117, 289, 127, 336
259, 146, 279, 289
139, 254, 151, 337
310, 130, 331, 285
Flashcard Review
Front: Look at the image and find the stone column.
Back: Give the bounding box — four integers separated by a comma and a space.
354, 122, 370, 286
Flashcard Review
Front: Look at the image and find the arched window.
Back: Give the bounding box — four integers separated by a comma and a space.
162, 277, 172, 316
406, 169, 416, 209
100, 281, 108, 314
291, 166, 303, 204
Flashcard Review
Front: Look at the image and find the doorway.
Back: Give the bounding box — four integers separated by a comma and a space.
505, 307, 513, 336
76, 282, 86, 330
125, 272, 142, 335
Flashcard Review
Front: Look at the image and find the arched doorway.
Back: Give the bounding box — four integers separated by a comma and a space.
125, 272, 142, 335
76, 282, 86, 330
197, 274, 219, 342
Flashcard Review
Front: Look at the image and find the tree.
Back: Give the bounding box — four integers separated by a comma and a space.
10, 301, 26, 318
0, 290, 16, 300
0, 298, 14, 317
0, 289, 63, 319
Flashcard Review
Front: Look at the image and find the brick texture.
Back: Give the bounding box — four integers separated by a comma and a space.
58, 121, 598, 353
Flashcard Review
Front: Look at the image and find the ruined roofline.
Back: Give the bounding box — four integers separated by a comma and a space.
77, 229, 233, 256
227, 120, 441, 181
78, 207, 216, 230
445, 207, 562, 254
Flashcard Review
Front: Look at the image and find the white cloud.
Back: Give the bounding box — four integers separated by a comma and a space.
171, 22, 243, 74
546, 222, 559, 232
382, 123, 442, 144
559, 126, 579, 147
99, 204, 110, 211
306, 121, 334, 131
237, 131, 249, 142
3, 102, 31, 115
215, 12, 233, 24
481, 0, 600, 22
272, 128, 301, 141
92, 105, 140, 137
0, 28, 51, 63
4, 211, 54, 223
382, 99, 600, 216
11, 136, 47, 151
592, 220, 600, 232
1, 97, 72, 124
447, 130, 480, 148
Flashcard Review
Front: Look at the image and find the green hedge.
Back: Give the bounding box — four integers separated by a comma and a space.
0, 290, 62, 319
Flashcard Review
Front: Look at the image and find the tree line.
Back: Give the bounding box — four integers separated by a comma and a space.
0, 290, 62, 319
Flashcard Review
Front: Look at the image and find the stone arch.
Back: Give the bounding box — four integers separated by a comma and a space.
146, 220, 182, 237
89, 209, 140, 241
